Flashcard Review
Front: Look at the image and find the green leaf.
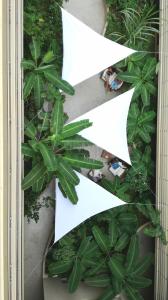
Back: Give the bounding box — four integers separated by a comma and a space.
32, 176, 45, 193
29, 38, 41, 63
61, 120, 92, 139
23, 73, 35, 99
77, 237, 91, 258
38, 119, 50, 132
127, 276, 152, 288
24, 121, 37, 139
109, 219, 118, 248
34, 75, 43, 109
81, 257, 97, 268
43, 69, 75, 95
129, 103, 140, 119
35, 65, 55, 72
138, 111, 156, 124
92, 226, 109, 254
58, 157, 80, 185
58, 174, 78, 204
48, 261, 72, 276
108, 257, 125, 280
145, 200, 160, 225
21, 59, 35, 70
141, 86, 150, 106
136, 203, 149, 219
145, 82, 156, 95
63, 154, 103, 169
118, 213, 138, 224
126, 235, 139, 273
131, 253, 153, 276
113, 277, 122, 294
28, 140, 39, 152
22, 143, 34, 157
138, 127, 151, 143
58, 181, 67, 198
117, 72, 139, 83
144, 225, 163, 238
85, 275, 111, 287
125, 286, 144, 300
84, 241, 99, 258
114, 233, 129, 252
42, 50, 55, 64
86, 260, 107, 277
22, 163, 46, 190
98, 287, 114, 300
112, 253, 125, 264
128, 61, 134, 72
61, 135, 93, 149
38, 143, 58, 172
131, 53, 147, 62
100, 178, 115, 194
68, 259, 82, 293
145, 123, 155, 133
65, 149, 90, 158
142, 57, 157, 80
51, 99, 64, 135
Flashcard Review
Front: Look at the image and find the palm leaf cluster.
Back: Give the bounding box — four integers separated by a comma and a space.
22, 93, 103, 204
106, 1, 159, 50
47, 205, 153, 299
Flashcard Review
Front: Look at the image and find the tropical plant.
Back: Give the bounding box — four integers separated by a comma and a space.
117, 56, 157, 107
136, 197, 167, 245
47, 232, 153, 299
106, 2, 159, 50
100, 176, 131, 202
127, 103, 156, 144
22, 38, 74, 109
24, 0, 64, 45
125, 146, 154, 193
22, 98, 103, 204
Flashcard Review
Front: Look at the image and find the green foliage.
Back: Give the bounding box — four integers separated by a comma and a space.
105, 1, 159, 50
22, 103, 103, 203
24, 189, 53, 222
125, 147, 154, 193
117, 56, 157, 107
24, 0, 64, 53
100, 177, 131, 202
126, 235, 139, 272
127, 103, 156, 144
23, 1, 103, 211
68, 259, 82, 293
22, 38, 75, 104
47, 223, 153, 297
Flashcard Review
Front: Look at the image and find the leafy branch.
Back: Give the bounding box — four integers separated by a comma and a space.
22, 94, 103, 204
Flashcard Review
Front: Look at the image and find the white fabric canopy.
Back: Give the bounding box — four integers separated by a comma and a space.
70, 89, 134, 165
55, 172, 125, 242
61, 8, 136, 87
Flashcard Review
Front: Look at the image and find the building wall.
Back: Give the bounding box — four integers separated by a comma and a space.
155, 1, 168, 299
0, 1, 23, 300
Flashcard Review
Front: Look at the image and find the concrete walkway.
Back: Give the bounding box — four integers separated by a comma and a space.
24, 1, 108, 300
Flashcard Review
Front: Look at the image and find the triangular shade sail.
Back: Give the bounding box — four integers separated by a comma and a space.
70, 89, 134, 165
55, 172, 125, 242
61, 8, 136, 87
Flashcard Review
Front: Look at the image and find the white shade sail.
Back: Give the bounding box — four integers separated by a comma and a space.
70, 89, 135, 165
55, 172, 125, 242
61, 8, 136, 87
